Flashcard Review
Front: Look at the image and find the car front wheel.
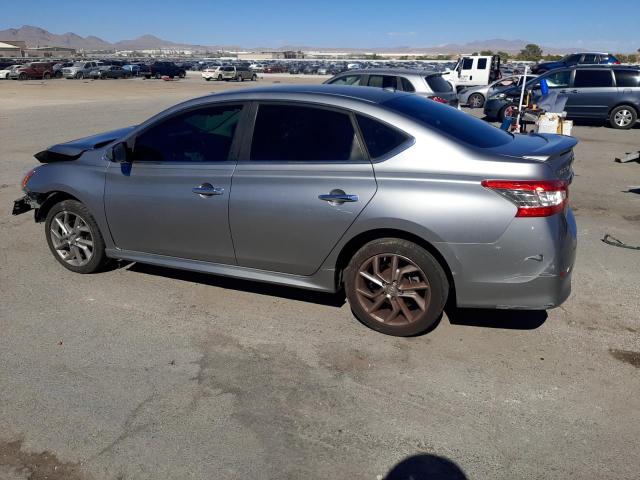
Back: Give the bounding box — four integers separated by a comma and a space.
344, 238, 449, 336
610, 105, 637, 129
45, 200, 108, 274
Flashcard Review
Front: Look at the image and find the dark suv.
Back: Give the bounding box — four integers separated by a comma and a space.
484, 66, 640, 129
532, 53, 620, 74
145, 61, 186, 79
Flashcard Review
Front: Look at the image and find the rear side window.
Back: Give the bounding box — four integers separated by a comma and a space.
574, 70, 613, 88
329, 74, 361, 86
615, 70, 640, 87
399, 77, 415, 92
134, 104, 243, 162
356, 114, 409, 158
385, 95, 512, 148
477, 58, 488, 69
581, 54, 597, 63
250, 104, 363, 162
368, 75, 397, 89
425, 75, 453, 92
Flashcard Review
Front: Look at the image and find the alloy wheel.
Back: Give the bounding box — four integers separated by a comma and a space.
355, 254, 431, 326
614, 109, 633, 127
49, 211, 94, 267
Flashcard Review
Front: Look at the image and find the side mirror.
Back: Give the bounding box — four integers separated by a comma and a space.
109, 142, 129, 163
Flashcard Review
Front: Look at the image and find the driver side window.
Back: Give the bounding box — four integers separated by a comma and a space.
133, 104, 243, 162
538, 70, 571, 89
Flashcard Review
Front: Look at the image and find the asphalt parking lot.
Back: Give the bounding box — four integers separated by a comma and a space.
1, 73, 639, 480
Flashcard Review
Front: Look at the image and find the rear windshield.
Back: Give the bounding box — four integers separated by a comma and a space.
222, 66, 234, 71
425, 75, 453, 92
385, 95, 512, 148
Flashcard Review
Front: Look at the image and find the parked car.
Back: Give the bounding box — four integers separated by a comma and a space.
9, 62, 55, 80
62, 61, 100, 79
52, 62, 74, 78
89, 65, 130, 79
214, 65, 257, 81
442, 55, 502, 90
144, 61, 186, 79
484, 65, 640, 129
13, 85, 576, 337
532, 53, 621, 74
325, 69, 459, 106
201, 66, 225, 81
0, 64, 20, 79
123, 64, 142, 76
459, 74, 538, 108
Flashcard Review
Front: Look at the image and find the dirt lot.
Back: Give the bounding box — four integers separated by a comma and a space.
1, 73, 639, 480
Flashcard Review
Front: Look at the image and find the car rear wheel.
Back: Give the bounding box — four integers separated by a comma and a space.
76, 72, 84, 79
252, 74, 257, 81
18, 72, 27, 80
178, 71, 186, 78
43, 72, 51, 80
45, 200, 108, 274
218, 74, 223, 81
55, 71, 62, 78
468, 93, 485, 108
345, 238, 449, 336
155, 73, 162, 79
609, 105, 637, 130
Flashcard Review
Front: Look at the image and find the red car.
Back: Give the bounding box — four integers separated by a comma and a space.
10, 62, 56, 80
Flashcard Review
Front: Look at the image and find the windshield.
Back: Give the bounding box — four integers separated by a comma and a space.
385, 95, 513, 148
72, 62, 85, 67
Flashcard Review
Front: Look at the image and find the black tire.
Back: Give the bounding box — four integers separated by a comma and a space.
55, 71, 62, 79
45, 200, 108, 274
76, 72, 84, 79
218, 74, 223, 81
178, 71, 186, 78
43, 72, 51, 80
155, 72, 162, 79
238, 75, 243, 82
18, 72, 27, 80
252, 74, 257, 81
609, 105, 637, 130
344, 238, 449, 336
468, 93, 485, 108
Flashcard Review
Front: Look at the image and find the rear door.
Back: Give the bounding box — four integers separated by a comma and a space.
229, 102, 377, 276
104, 102, 245, 264
568, 69, 616, 118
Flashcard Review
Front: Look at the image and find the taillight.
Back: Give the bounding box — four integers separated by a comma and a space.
428, 96, 449, 104
481, 179, 568, 217
614, 60, 621, 64
21, 168, 37, 189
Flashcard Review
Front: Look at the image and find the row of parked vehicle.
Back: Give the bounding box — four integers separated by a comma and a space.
0, 60, 188, 80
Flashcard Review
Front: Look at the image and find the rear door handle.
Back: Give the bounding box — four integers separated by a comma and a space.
318, 192, 359, 204
192, 183, 224, 197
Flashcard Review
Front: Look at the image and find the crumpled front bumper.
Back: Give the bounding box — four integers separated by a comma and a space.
12, 194, 39, 216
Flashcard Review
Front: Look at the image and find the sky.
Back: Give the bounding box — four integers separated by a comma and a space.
1, 0, 638, 52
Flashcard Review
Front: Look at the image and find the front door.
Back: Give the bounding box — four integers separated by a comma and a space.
104, 103, 245, 264
229, 102, 377, 276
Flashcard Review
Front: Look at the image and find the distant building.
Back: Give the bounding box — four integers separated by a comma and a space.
0, 40, 24, 57
25, 46, 76, 58
236, 50, 304, 60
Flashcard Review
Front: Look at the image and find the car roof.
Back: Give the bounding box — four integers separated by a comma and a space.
207, 84, 413, 104
334, 68, 439, 76
567, 65, 639, 70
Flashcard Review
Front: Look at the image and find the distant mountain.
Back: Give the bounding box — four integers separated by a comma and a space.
0, 25, 608, 54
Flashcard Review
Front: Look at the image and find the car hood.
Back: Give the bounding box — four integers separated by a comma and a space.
34, 126, 136, 163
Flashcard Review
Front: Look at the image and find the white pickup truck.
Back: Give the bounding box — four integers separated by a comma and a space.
442, 55, 502, 91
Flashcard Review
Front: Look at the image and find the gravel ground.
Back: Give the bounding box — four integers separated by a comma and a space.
0, 72, 639, 480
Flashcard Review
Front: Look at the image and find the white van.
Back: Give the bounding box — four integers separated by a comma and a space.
442, 55, 501, 90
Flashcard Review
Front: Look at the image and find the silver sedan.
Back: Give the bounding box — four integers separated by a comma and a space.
459, 74, 538, 108
13, 85, 576, 336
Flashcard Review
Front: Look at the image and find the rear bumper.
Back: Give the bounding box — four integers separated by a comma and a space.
445, 208, 577, 310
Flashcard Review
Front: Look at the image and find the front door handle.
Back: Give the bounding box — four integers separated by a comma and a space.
192, 183, 224, 197
318, 191, 359, 204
